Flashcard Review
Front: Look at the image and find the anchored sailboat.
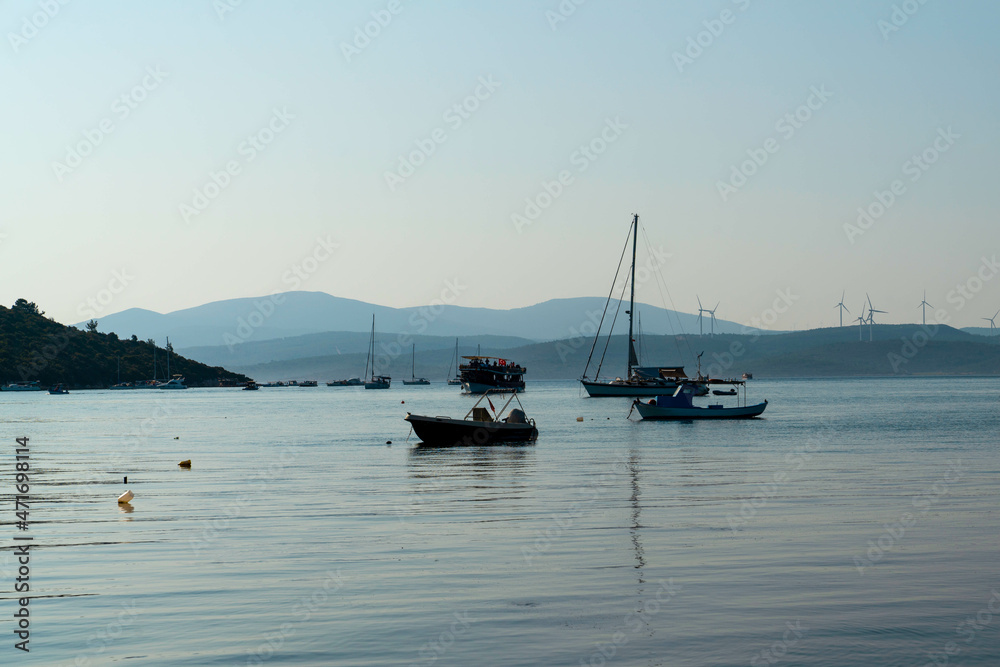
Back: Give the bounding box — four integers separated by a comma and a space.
363, 315, 391, 389
580, 214, 702, 398
446, 338, 462, 385
403, 343, 430, 385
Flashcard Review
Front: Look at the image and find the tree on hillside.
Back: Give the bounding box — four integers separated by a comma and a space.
86, 320, 98, 332
12, 299, 43, 316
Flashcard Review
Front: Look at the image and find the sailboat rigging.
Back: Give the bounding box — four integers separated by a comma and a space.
403, 343, 430, 385
580, 214, 704, 397
364, 315, 391, 389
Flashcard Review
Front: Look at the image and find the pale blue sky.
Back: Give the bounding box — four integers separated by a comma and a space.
3, 1, 998, 330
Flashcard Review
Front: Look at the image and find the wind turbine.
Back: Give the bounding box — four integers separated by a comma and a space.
866, 293, 887, 342
918, 290, 933, 326
854, 309, 866, 341
697, 296, 708, 336
708, 302, 719, 336
983, 309, 999, 335
835, 291, 850, 328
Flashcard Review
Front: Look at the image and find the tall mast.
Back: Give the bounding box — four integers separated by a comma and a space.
411, 343, 416, 381
365, 315, 374, 380
627, 214, 639, 378
166, 336, 170, 378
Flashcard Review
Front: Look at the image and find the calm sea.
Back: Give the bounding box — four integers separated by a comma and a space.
2, 378, 999, 666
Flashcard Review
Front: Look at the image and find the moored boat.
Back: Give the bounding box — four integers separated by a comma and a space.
405, 391, 537, 446
299, 380, 318, 387
630, 382, 767, 420
445, 338, 462, 385
48, 384, 69, 394
580, 214, 707, 398
327, 377, 362, 386
2, 380, 43, 391
403, 344, 431, 385
157, 375, 188, 390
363, 315, 391, 389
243, 381, 259, 390
460, 356, 525, 393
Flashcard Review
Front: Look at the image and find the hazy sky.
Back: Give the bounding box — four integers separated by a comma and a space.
3, 1, 999, 331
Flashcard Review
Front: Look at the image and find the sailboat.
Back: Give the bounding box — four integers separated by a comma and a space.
363, 315, 391, 389
402, 343, 430, 385
157, 337, 187, 389
580, 214, 702, 398
446, 338, 462, 385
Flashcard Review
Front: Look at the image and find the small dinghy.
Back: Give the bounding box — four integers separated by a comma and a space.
405, 390, 538, 446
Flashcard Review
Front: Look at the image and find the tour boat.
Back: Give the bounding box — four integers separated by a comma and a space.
459, 356, 525, 393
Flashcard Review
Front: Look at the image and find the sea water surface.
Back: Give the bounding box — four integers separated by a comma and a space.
2, 378, 999, 666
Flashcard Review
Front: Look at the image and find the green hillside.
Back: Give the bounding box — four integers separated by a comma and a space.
0, 300, 248, 388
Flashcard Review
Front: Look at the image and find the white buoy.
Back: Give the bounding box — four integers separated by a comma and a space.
118, 490, 134, 504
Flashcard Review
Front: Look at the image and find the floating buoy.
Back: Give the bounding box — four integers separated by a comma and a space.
118, 490, 134, 504
123, 476, 127, 484
178, 460, 192, 468
576, 417, 584, 422
173, 436, 179, 440
386, 440, 392, 445
401, 400, 405, 404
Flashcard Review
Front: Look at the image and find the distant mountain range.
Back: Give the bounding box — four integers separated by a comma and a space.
81, 291, 754, 348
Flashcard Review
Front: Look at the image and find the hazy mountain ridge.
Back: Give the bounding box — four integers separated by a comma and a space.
82, 291, 752, 348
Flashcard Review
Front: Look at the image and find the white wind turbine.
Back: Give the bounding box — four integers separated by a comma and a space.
918, 290, 933, 326
835, 291, 850, 328
708, 301, 719, 336
697, 296, 709, 336
866, 293, 887, 342
983, 309, 1000, 335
